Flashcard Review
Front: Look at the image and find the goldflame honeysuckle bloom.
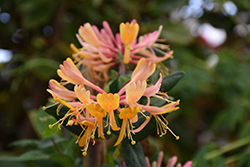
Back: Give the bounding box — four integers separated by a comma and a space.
71, 119, 96, 156
58, 58, 105, 93
46, 56, 180, 155
86, 103, 106, 139
114, 107, 140, 146
120, 22, 139, 64
97, 92, 120, 132
71, 20, 173, 81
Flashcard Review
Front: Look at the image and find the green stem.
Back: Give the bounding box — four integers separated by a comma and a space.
205, 136, 250, 160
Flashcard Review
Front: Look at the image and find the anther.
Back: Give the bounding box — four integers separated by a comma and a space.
82, 152, 87, 156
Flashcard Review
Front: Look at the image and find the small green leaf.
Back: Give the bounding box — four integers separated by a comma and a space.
160, 71, 185, 92
122, 142, 147, 167
49, 153, 74, 167
9, 139, 40, 148
109, 74, 130, 93
36, 107, 60, 138
0, 150, 49, 162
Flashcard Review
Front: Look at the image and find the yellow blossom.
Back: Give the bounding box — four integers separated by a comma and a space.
97, 92, 120, 131
86, 103, 107, 139
114, 107, 140, 146
120, 22, 139, 64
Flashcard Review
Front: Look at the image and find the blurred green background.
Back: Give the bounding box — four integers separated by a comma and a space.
0, 0, 250, 166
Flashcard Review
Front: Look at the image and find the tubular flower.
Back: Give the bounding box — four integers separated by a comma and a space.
86, 103, 107, 139
97, 92, 120, 131
71, 20, 173, 81
120, 22, 139, 63
72, 119, 96, 156
114, 106, 140, 146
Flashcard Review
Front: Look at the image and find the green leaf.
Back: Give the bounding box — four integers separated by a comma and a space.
160, 71, 185, 92
192, 145, 209, 167
49, 153, 74, 167
109, 74, 130, 93
21, 1, 54, 29
122, 142, 147, 167
9, 139, 40, 148
36, 107, 60, 138
0, 150, 49, 162
24, 58, 59, 80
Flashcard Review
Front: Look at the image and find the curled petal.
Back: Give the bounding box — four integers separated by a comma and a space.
57, 58, 105, 93
131, 58, 156, 83
47, 79, 76, 100
79, 23, 100, 47
126, 81, 147, 106
57, 58, 87, 84
143, 74, 162, 97
137, 50, 173, 63
74, 85, 91, 105
140, 100, 179, 115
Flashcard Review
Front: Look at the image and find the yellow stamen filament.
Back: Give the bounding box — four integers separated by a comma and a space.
42, 102, 59, 111
154, 115, 179, 140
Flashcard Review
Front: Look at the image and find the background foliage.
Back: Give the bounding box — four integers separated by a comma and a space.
0, 0, 250, 166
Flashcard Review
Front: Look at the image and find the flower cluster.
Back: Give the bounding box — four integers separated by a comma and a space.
46, 57, 180, 155
70, 19, 173, 81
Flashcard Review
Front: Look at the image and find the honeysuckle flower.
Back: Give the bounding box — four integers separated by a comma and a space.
114, 107, 140, 146
120, 22, 139, 63
72, 119, 96, 156
97, 92, 120, 131
118, 58, 156, 96
71, 20, 173, 81
58, 58, 105, 93
86, 103, 106, 139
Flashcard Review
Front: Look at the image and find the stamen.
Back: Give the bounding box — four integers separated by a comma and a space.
107, 124, 111, 135
48, 115, 69, 130
166, 126, 180, 140
42, 102, 59, 111
56, 104, 63, 116
154, 115, 179, 140
139, 111, 150, 119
